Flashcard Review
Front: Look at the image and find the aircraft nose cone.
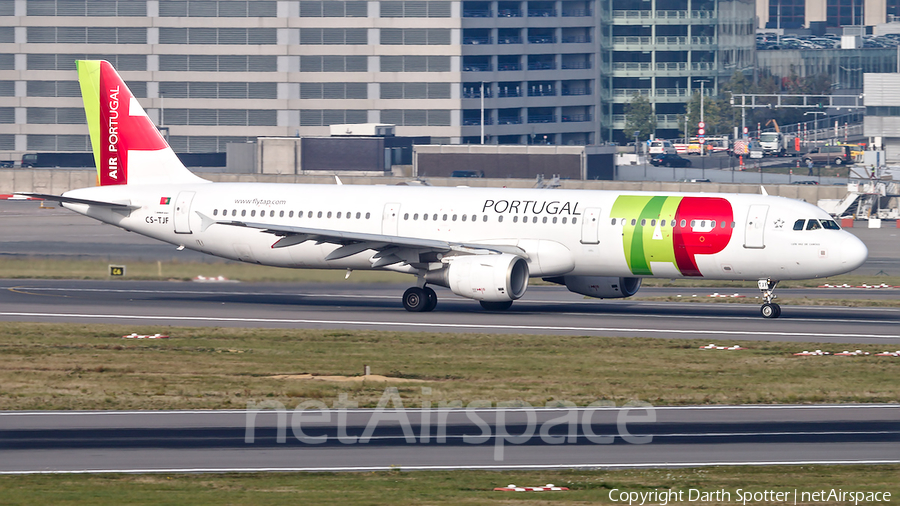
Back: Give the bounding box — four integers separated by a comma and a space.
840, 235, 868, 272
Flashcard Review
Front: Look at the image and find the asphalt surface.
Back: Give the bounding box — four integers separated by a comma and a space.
1, 405, 897, 473
1, 280, 899, 344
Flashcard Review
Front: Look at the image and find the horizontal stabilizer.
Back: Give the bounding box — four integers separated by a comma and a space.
14, 192, 138, 210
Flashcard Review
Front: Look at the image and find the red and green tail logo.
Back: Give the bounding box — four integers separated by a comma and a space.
77, 60, 169, 186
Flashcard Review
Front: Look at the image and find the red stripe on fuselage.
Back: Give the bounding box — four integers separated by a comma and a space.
672, 197, 734, 276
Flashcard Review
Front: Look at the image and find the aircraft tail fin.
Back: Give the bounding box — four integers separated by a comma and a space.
76, 60, 206, 186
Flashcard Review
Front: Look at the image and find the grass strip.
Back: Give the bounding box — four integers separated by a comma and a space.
1, 323, 898, 411
0, 465, 898, 505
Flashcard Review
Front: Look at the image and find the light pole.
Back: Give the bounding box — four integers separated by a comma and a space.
804, 111, 826, 144
697, 79, 710, 156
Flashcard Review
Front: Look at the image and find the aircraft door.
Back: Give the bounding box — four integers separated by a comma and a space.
744, 204, 768, 249
382, 203, 400, 235
580, 208, 601, 244
174, 191, 196, 234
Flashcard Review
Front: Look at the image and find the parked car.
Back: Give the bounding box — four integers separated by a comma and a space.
648, 140, 676, 155
450, 170, 484, 178
650, 153, 692, 167
802, 145, 851, 166
792, 180, 819, 185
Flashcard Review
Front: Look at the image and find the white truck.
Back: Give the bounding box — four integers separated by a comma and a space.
758, 131, 800, 157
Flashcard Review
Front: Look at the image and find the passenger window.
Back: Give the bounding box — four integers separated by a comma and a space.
317, 211, 322, 218
366, 212, 371, 219
532, 216, 538, 223
241, 210, 247, 217
403, 213, 408, 220
213, 209, 218, 216
553, 217, 558, 224
432, 214, 437, 221
650, 219, 656, 226
720, 221, 726, 228
806, 219, 821, 230
498, 216, 503, 222
423, 213, 428, 221
289, 211, 293, 218
572, 218, 577, 224
232, 210, 237, 217
356, 212, 361, 219
461, 215, 467, 222
442, 214, 448, 221
327, 212, 332, 218
611, 218, 616, 225
308, 211, 313, 218
690, 220, 696, 228
337, 212, 342, 219
680, 219, 686, 227
271, 210, 275, 217
793, 219, 805, 231
631, 219, 636, 226
513, 216, 519, 223
641, 219, 646, 226
542, 217, 547, 224
452, 214, 457, 221
482, 216, 487, 222
413, 213, 419, 220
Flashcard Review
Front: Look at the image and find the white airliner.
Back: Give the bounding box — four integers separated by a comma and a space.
21, 61, 868, 318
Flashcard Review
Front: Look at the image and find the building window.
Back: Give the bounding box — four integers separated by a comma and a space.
299, 1, 367, 17
381, 29, 451, 45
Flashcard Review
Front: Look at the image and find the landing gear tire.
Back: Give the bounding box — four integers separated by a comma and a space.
480, 300, 513, 311
757, 278, 781, 318
424, 287, 437, 312
760, 303, 781, 319
403, 287, 428, 312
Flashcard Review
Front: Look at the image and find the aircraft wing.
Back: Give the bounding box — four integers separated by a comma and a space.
13, 192, 139, 210
207, 215, 525, 267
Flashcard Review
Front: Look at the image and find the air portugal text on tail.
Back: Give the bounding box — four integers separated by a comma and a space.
76, 60, 202, 187
17, 61, 868, 319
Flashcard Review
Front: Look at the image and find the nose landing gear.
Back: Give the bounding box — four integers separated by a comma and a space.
758, 278, 781, 318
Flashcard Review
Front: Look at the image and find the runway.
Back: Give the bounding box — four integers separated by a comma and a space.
1, 279, 899, 343
1, 405, 898, 473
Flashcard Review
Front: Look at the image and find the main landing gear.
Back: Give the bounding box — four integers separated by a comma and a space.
403, 286, 437, 312
758, 278, 781, 319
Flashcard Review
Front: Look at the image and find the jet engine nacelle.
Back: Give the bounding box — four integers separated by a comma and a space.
549, 275, 642, 299
426, 253, 529, 302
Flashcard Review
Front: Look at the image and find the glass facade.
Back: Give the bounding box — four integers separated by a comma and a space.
600, 0, 755, 141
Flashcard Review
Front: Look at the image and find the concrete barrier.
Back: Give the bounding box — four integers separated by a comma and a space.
0, 168, 866, 204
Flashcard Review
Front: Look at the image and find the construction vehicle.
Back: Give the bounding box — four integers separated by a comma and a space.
758, 120, 800, 157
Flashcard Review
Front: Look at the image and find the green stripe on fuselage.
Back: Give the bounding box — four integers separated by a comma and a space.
612, 195, 682, 275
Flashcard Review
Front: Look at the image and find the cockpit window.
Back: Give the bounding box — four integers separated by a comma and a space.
806, 219, 821, 231
821, 219, 841, 230
793, 219, 805, 231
